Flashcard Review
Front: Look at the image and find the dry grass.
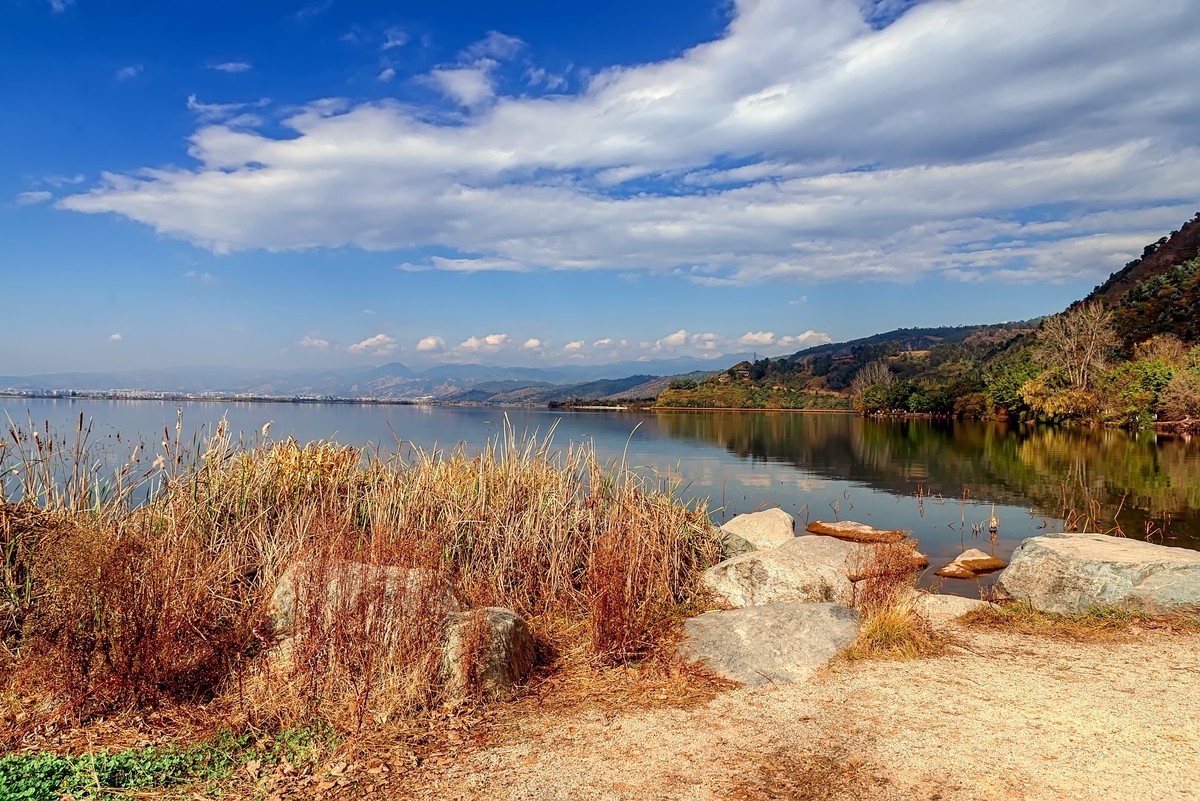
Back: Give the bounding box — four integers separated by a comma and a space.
0, 415, 725, 740
960, 602, 1200, 642
845, 541, 941, 660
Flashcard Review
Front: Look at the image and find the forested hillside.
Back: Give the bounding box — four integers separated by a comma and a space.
659, 213, 1200, 426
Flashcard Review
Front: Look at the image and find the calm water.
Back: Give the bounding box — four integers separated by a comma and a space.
4, 397, 1200, 593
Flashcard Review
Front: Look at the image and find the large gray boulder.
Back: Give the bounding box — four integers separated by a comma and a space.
678, 603, 859, 687
441, 608, 536, 700
268, 561, 461, 634
718, 508, 796, 554
701, 535, 859, 607
994, 533, 1200, 615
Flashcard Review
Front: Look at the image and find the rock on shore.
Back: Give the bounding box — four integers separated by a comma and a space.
718, 508, 797, 554
993, 533, 1200, 615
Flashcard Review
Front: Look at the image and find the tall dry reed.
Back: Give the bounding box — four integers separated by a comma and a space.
1, 415, 723, 730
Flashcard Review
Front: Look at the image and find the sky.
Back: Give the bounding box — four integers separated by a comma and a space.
2, 0, 1198, 375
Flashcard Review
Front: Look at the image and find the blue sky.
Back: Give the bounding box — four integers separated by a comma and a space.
3, 0, 1198, 374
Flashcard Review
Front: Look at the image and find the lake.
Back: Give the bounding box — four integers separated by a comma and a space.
4, 397, 1199, 594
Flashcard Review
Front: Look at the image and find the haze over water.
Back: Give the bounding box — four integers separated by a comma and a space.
5, 397, 1199, 594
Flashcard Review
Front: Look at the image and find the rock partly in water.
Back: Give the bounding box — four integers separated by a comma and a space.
993, 533, 1200, 615
441, 608, 536, 700
701, 536, 857, 607
268, 561, 461, 635
719, 508, 796, 554
805, 520, 909, 544
679, 602, 859, 687
935, 548, 1007, 580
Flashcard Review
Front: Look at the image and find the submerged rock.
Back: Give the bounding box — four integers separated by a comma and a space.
441, 608, 536, 700
719, 508, 797, 554
805, 520, 909, 544
935, 548, 1007, 580
678, 602, 859, 687
993, 533, 1200, 615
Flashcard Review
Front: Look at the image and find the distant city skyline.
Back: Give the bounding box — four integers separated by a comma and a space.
3, 0, 1198, 374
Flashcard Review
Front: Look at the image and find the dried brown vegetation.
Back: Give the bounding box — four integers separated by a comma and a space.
1, 415, 724, 738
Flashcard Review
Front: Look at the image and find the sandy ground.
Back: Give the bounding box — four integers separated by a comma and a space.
378, 621, 1200, 801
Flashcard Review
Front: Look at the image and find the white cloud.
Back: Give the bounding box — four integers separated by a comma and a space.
416, 335, 445, 351
209, 61, 252, 73
779, 331, 833, 349
377, 67, 396, 82
563, 340, 584, 352
185, 94, 270, 124
58, 0, 1200, 286
115, 64, 142, 81
463, 31, 524, 60
655, 329, 689, 350
182, 270, 219, 285
527, 67, 568, 91
299, 335, 330, 350
108, 332, 122, 342
348, 333, 398, 354
690, 332, 721, 351
593, 338, 614, 347
16, 191, 52, 205
383, 27, 409, 50
48, 0, 73, 13
427, 63, 496, 107
458, 333, 509, 352
522, 338, 542, 350
739, 331, 777, 347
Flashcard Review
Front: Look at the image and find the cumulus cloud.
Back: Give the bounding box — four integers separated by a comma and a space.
739, 331, 777, 347
426, 63, 496, 106
16, 191, 52, 205
108, 332, 122, 342
655, 329, 689, 351
299, 335, 330, 350
377, 67, 396, 82
416, 335, 445, 351
593, 338, 614, 347
115, 64, 142, 81
48, 0, 74, 12
348, 333, 397, 354
563, 340, 584, 352
522, 338, 542, 350
58, 0, 1200, 285
209, 61, 252, 73
458, 333, 509, 351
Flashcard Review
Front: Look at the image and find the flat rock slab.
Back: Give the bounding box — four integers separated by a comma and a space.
719, 508, 796, 553
806, 520, 908, 544
679, 603, 859, 687
994, 533, 1200, 615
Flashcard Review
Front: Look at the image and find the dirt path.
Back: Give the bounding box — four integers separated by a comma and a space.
392, 622, 1200, 801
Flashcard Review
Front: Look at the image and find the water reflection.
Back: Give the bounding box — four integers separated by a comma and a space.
653, 411, 1200, 551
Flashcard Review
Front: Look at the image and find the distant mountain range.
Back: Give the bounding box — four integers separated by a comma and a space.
0, 355, 754, 404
